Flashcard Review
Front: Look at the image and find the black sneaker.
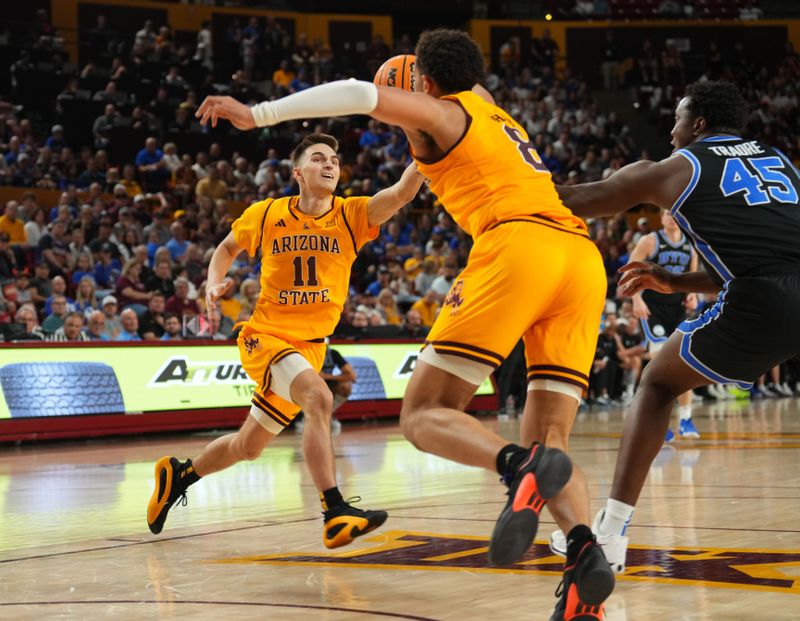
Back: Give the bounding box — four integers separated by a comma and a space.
147, 456, 189, 535
488, 443, 572, 566
550, 539, 616, 621
323, 497, 387, 549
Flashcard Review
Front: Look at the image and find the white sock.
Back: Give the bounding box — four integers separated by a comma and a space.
598, 498, 635, 537
679, 405, 692, 421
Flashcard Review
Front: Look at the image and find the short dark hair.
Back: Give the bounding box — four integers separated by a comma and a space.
684, 81, 748, 133
291, 133, 339, 166
415, 29, 485, 94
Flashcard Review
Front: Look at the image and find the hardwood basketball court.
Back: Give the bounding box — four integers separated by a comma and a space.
2, 399, 799, 620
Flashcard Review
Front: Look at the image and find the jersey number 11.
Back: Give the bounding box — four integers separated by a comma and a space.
293, 256, 318, 287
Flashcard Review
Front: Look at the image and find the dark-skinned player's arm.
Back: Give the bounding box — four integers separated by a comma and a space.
553, 153, 724, 297
556, 156, 685, 219
618, 262, 722, 297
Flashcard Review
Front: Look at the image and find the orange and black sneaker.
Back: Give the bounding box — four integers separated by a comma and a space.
550, 539, 616, 621
147, 456, 189, 535
323, 498, 388, 549
488, 443, 573, 566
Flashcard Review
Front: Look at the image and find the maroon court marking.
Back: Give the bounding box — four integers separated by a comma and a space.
0, 601, 438, 620
251, 533, 800, 591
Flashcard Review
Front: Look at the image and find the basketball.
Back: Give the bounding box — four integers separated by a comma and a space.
373, 54, 416, 91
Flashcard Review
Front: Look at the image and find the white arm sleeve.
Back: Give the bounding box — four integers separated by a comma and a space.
250, 79, 379, 128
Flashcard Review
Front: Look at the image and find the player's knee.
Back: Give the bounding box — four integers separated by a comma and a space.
235, 433, 265, 461
399, 403, 424, 448
399, 415, 420, 448
639, 364, 680, 403
302, 386, 333, 418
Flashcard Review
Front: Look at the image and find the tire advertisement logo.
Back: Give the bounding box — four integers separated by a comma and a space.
148, 357, 251, 387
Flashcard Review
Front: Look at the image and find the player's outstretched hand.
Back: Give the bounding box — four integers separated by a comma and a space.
196, 96, 256, 130
618, 261, 674, 297
206, 279, 233, 322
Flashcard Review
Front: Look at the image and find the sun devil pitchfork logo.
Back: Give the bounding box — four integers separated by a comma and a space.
243, 336, 261, 356
216, 530, 800, 594
444, 279, 465, 315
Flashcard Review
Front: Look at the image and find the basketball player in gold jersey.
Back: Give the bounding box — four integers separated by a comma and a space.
147, 133, 423, 549
197, 29, 615, 618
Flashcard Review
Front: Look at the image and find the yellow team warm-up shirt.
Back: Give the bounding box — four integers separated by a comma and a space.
413, 91, 587, 240
232, 195, 378, 341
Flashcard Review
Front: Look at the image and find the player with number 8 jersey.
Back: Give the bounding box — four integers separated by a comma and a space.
411, 88, 604, 380
414, 91, 589, 241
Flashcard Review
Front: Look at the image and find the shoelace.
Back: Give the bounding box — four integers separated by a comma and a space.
176, 492, 188, 508
322, 496, 365, 518
554, 579, 564, 599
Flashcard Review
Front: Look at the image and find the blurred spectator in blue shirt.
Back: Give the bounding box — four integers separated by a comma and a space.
135, 137, 169, 192
116, 308, 142, 341
166, 221, 189, 262
44, 125, 66, 150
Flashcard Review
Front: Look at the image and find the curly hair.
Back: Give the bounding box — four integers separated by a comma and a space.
415, 29, 485, 94
291, 133, 339, 166
684, 81, 748, 133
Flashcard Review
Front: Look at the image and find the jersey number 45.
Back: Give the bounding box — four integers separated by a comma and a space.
720, 156, 799, 206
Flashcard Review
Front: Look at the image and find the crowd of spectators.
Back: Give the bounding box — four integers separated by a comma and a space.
0, 9, 798, 405
626, 34, 800, 161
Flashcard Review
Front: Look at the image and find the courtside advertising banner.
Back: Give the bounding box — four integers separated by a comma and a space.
0, 343, 494, 419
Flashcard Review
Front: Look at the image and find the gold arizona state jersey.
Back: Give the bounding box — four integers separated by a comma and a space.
232, 195, 377, 340
413, 91, 587, 240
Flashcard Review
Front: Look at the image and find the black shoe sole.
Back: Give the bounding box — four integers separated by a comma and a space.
576, 548, 616, 605
488, 448, 573, 566
362, 511, 388, 535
